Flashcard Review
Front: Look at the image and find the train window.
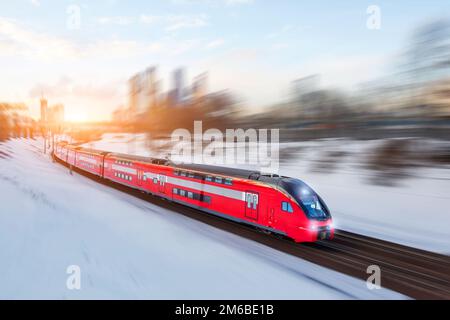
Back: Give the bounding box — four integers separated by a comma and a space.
173, 188, 179, 195
174, 170, 179, 176
180, 171, 187, 177
205, 176, 213, 182
252, 195, 258, 209
188, 172, 195, 178
180, 190, 186, 197
225, 178, 233, 186
282, 202, 293, 213
143, 175, 147, 181
203, 195, 211, 204
187, 192, 193, 199
215, 177, 223, 184
247, 194, 252, 208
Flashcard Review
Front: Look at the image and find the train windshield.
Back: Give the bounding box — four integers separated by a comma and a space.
280, 179, 330, 220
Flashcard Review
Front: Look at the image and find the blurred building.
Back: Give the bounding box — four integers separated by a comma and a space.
192, 72, 208, 101
128, 73, 142, 115
40, 96, 48, 123
40, 96, 64, 125
128, 66, 163, 118
291, 75, 320, 96
172, 68, 186, 105
423, 79, 450, 116
48, 104, 64, 124
145, 66, 159, 109
112, 106, 130, 124
290, 74, 321, 118
117, 65, 216, 127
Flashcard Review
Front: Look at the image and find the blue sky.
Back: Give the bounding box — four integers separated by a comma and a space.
0, 0, 449, 121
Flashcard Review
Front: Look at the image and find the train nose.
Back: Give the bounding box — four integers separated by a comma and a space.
316, 220, 334, 240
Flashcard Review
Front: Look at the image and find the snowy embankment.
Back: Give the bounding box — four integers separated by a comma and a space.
0, 138, 404, 299
84, 133, 450, 255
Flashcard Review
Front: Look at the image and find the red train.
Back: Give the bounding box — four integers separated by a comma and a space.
54, 141, 334, 242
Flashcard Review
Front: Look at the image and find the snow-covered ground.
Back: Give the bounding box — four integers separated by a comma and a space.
0, 138, 405, 299
83, 133, 450, 254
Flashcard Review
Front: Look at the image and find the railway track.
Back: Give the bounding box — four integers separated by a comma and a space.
57, 158, 450, 300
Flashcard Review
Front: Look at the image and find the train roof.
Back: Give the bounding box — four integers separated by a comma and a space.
108, 152, 173, 166
109, 151, 286, 183
79, 147, 286, 185
76, 147, 109, 155
177, 163, 258, 180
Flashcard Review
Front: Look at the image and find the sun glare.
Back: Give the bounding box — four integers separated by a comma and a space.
65, 111, 89, 123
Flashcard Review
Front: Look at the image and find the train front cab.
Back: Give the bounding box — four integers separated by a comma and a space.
274, 178, 334, 243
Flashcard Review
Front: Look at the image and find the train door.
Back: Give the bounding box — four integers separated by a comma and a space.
137, 169, 143, 187
266, 194, 275, 228
245, 192, 259, 220
268, 207, 275, 227
158, 174, 166, 194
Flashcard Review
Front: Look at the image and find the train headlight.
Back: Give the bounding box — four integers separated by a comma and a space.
310, 224, 318, 231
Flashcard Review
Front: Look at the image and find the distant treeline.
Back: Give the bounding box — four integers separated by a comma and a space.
0, 102, 36, 141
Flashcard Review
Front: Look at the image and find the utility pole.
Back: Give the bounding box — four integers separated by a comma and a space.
40, 93, 48, 154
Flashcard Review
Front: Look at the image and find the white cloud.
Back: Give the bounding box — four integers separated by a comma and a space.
29, 76, 122, 100
270, 43, 290, 51
139, 14, 162, 24
165, 14, 208, 31
0, 17, 79, 59
30, 0, 40, 7
94, 14, 208, 31
97, 16, 135, 26
206, 38, 225, 49
171, 0, 254, 6
0, 17, 171, 60
224, 0, 254, 6
266, 24, 305, 39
